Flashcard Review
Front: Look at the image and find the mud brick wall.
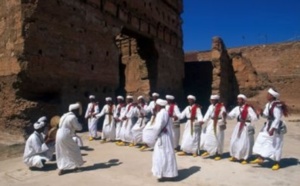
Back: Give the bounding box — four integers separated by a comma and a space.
0, 0, 184, 135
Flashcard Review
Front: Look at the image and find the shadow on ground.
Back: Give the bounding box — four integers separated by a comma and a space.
172, 166, 201, 182
81, 159, 122, 172
29, 163, 57, 172
80, 146, 94, 151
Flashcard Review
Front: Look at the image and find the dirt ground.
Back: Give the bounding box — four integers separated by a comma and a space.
0, 115, 299, 186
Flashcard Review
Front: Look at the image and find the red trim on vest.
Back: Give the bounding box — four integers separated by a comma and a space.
168, 104, 175, 117
238, 104, 249, 138
213, 103, 223, 135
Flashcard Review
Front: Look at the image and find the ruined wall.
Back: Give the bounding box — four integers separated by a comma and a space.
0, 0, 184, 135
211, 37, 239, 108
194, 41, 300, 112
228, 41, 300, 112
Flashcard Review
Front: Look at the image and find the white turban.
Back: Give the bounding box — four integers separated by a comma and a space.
137, 96, 144, 100
268, 88, 280, 98
166, 95, 175, 100
69, 102, 82, 115
210, 95, 220, 100
152, 92, 159, 97
237, 94, 247, 100
89, 95, 95, 99
37, 116, 47, 123
117, 95, 124, 100
126, 95, 133, 99
105, 97, 112, 101
34, 121, 46, 130
187, 95, 196, 100
156, 99, 168, 106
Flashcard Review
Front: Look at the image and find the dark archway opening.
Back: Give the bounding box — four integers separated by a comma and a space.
115, 54, 126, 96
183, 61, 213, 113
115, 28, 158, 98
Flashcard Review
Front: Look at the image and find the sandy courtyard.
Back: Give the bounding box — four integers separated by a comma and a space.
0, 116, 299, 186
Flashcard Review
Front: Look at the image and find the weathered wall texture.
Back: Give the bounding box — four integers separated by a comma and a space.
0, 0, 184, 135
193, 40, 300, 112
211, 37, 239, 107
228, 41, 300, 111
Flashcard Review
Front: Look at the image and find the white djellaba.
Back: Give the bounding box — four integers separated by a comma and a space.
227, 94, 258, 162
23, 121, 50, 168
131, 96, 148, 144
143, 99, 178, 180
56, 103, 84, 173
96, 97, 116, 141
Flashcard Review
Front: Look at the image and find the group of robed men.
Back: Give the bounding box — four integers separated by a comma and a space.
23, 87, 288, 180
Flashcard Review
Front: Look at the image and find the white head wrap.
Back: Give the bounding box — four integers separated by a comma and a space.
156, 99, 168, 106
126, 95, 133, 99
117, 95, 124, 100
69, 102, 82, 115
166, 95, 175, 100
105, 97, 112, 101
152, 92, 159, 97
187, 95, 196, 100
137, 96, 144, 100
34, 121, 46, 130
210, 95, 220, 100
237, 94, 247, 100
37, 116, 47, 123
89, 95, 95, 99
268, 88, 280, 98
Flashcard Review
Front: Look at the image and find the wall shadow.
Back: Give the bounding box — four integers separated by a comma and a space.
183, 61, 212, 113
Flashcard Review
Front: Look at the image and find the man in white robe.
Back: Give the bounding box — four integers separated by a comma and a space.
151, 99, 178, 181
114, 96, 126, 144
38, 116, 55, 160
131, 96, 148, 147
23, 121, 54, 169
140, 93, 159, 150
200, 95, 227, 160
227, 94, 258, 164
56, 103, 84, 175
251, 88, 288, 170
178, 95, 203, 157
145, 92, 159, 115
84, 95, 99, 141
117, 95, 136, 146
96, 97, 116, 143
165, 95, 181, 151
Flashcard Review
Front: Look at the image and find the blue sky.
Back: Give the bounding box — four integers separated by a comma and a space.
182, 0, 300, 51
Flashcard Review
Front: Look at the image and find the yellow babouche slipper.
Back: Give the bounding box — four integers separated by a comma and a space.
214, 156, 221, 161
140, 145, 147, 151
177, 152, 186, 156
88, 137, 94, 141
201, 152, 209, 157
129, 143, 135, 147
241, 160, 248, 165
271, 164, 280, 170
250, 158, 263, 164
117, 142, 125, 146
229, 157, 236, 161
192, 153, 198, 157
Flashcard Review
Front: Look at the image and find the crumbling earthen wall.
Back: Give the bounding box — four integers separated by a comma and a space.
211, 37, 239, 108
194, 41, 300, 112
228, 41, 300, 112
0, 0, 184, 135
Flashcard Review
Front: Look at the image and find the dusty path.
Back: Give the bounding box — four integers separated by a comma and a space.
0, 116, 299, 186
